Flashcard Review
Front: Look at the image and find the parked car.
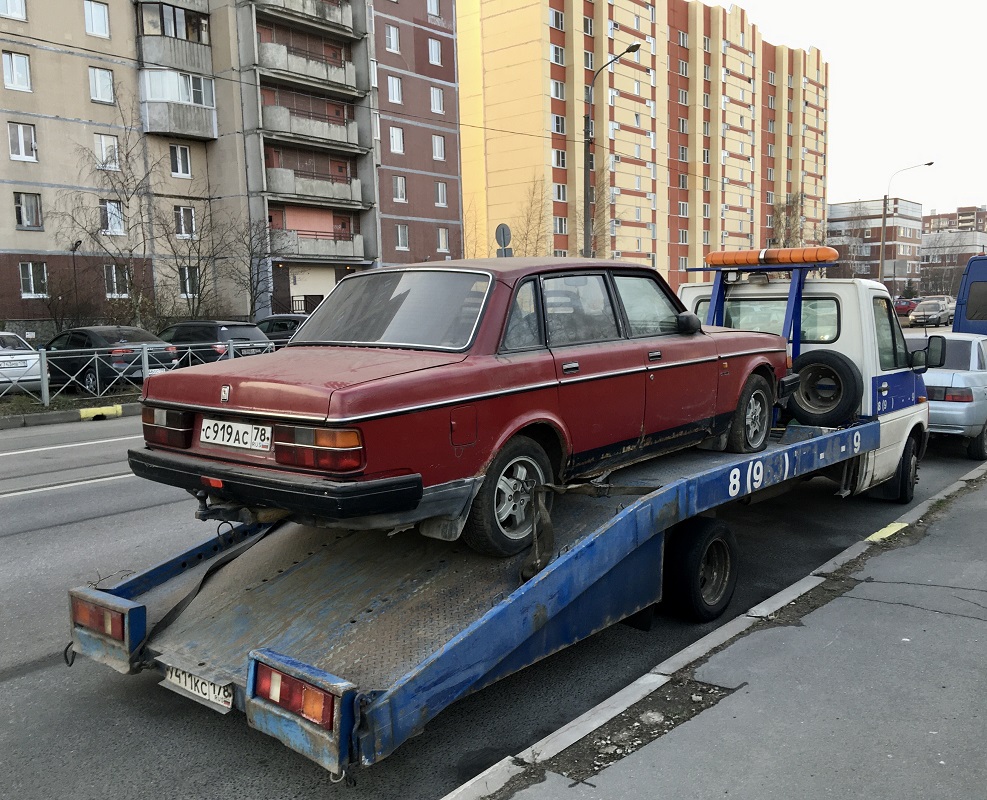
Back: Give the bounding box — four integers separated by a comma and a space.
924, 295, 956, 316
0, 331, 42, 394
906, 332, 987, 459
255, 313, 309, 348
43, 326, 179, 395
909, 300, 952, 327
130, 258, 792, 556
156, 320, 272, 366
894, 296, 922, 317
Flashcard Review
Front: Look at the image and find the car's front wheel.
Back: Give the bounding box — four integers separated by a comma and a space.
462, 436, 553, 557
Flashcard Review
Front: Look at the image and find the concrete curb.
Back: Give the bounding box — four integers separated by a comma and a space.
0, 402, 141, 430
440, 462, 987, 800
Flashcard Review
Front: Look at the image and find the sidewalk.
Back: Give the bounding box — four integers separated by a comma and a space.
450, 465, 987, 800
0, 402, 141, 430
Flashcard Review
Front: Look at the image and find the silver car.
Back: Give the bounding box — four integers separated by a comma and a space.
906, 332, 987, 459
909, 299, 952, 327
0, 331, 42, 395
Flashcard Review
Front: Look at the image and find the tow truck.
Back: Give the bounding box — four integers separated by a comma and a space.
65, 247, 943, 779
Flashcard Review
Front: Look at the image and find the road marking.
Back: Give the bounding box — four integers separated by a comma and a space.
0, 473, 137, 498
867, 521, 908, 542
0, 435, 143, 458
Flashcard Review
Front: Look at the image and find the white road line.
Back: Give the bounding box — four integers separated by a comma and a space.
1, 473, 137, 498
0, 435, 143, 458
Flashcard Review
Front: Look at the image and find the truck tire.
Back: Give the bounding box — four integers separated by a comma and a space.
664, 518, 738, 622
967, 422, 987, 460
726, 373, 772, 453
893, 436, 918, 504
462, 436, 553, 557
787, 350, 863, 427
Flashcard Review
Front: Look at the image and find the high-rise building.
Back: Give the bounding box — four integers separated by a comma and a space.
457, 0, 828, 289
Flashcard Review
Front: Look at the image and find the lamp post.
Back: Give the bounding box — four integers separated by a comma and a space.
583, 42, 640, 259
879, 161, 933, 295
70, 239, 83, 327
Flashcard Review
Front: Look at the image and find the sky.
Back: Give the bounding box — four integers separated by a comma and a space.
715, 0, 987, 213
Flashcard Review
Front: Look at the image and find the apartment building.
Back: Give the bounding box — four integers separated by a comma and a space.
921, 229, 987, 296
924, 205, 987, 234
457, 0, 828, 289
1, 0, 462, 335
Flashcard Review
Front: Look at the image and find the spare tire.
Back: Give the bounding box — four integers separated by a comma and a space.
787, 349, 864, 427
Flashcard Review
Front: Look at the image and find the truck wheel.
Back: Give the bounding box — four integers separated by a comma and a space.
664, 518, 738, 622
787, 350, 863, 427
726, 373, 772, 453
892, 436, 918, 504
462, 436, 553, 557
967, 423, 987, 460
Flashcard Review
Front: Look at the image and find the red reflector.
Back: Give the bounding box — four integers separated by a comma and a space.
71, 597, 125, 641
202, 477, 224, 489
255, 664, 335, 730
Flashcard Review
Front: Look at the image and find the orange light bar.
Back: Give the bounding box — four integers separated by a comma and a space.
706, 246, 840, 267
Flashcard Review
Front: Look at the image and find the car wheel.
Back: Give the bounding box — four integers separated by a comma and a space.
967, 422, 987, 461
462, 436, 553, 557
726, 373, 772, 453
787, 350, 863, 427
664, 518, 738, 622
81, 368, 99, 396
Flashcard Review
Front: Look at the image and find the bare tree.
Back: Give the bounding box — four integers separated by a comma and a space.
771, 192, 806, 248
509, 176, 552, 257
462, 196, 489, 259
228, 219, 291, 319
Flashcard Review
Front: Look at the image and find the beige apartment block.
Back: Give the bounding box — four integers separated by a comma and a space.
458, 0, 828, 291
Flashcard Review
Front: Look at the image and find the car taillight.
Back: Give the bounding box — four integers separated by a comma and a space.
212, 343, 228, 355
142, 406, 195, 448
255, 663, 335, 730
927, 387, 974, 402
71, 597, 125, 641
273, 426, 364, 473
110, 348, 135, 356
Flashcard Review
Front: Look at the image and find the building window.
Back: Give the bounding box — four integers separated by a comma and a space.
678, 229, 688, 244
703, 36, 710, 52
140, 3, 210, 44
553, 216, 567, 235
551, 45, 564, 66
179, 265, 199, 297
384, 24, 400, 53
678, 174, 687, 189
584, 51, 594, 69
94, 133, 119, 170
767, 95, 775, 109
2, 51, 30, 91
552, 115, 566, 134
145, 69, 214, 107
0, 0, 25, 20
19, 261, 47, 297
89, 67, 114, 103
8, 122, 36, 161
14, 191, 42, 229
551, 79, 565, 100
768, 70, 776, 85
766, 192, 774, 204
767, 167, 775, 181
435, 180, 447, 207
678, 88, 687, 104
431, 134, 445, 161
767, 143, 775, 157
437, 227, 449, 252
430, 86, 444, 114
678, 59, 688, 76
553, 149, 566, 169
104, 263, 129, 298
554, 249, 568, 257
678, 31, 688, 47
428, 38, 442, 65
389, 126, 404, 154
767, 119, 775, 133
393, 174, 407, 202
170, 144, 191, 177
426, 0, 440, 15
703, 177, 710, 191
678, 117, 688, 134
678, 201, 688, 216
584, 17, 593, 35
387, 75, 402, 104
174, 205, 195, 238
549, 9, 564, 29
97, 199, 123, 234
678, 145, 688, 161
396, 223, 409, 250
84, 0, 110, 36
703, 203, 710, 218
553, 183, 567, 202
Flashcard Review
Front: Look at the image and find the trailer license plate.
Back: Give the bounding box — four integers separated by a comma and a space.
200, 418, 272, 451
163, 666, 234, 711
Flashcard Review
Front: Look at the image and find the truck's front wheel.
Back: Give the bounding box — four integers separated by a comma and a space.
664, 518, 738, 622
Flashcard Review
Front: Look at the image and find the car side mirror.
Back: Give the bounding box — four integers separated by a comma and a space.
677, 312, 702, 335
926, 335, 946, 368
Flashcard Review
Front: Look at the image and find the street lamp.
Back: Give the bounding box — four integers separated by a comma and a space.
583, 42, 640, 258
879, 161, 933, 295
70, 239, 83, 326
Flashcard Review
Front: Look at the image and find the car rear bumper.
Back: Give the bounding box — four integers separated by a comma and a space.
927, 400, 986, 437
128, 447, 425, 523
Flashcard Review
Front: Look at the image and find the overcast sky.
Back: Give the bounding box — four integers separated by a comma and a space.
717, 0, 986, 213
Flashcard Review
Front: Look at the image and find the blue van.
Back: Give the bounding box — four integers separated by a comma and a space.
953, 255, 987, 334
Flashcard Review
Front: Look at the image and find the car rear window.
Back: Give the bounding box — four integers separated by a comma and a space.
219, 325, 268, 342
0, 334, 31, 350
107, 328, 162, 343
294, 270, 491, 350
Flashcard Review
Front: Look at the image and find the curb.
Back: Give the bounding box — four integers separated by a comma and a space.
441, 461, 987, 800
0, 402, 141, 430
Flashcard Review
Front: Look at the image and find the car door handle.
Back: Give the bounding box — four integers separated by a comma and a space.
648, 351, 662, 361
879, 382, 889, 395
562, 361, 579, 374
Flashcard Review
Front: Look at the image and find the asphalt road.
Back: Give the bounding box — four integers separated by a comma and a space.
0, 418, 978, 800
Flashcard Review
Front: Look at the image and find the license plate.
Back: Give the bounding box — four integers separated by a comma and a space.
239, 347, 262, 355
0, 360, 26, 369
200, 418, 272, 451
147, 368, 167, 376
162, 665, 234, 711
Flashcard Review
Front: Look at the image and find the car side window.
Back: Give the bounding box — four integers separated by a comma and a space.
68, 332, 90, 349
542, 274, 620, 346
502, 280, 544, 351
613, 275, 680, 337
47, 334, 70, 351
872, 296, 908, 371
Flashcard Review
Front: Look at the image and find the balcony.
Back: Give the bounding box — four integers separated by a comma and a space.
255, 0, 353, 33
261, 104, 360, 147
273, 229, 364, 260
258, 42, 357, 92
140, 36, 212, 74
266, 168, 362, 203
141, 101, 217, 140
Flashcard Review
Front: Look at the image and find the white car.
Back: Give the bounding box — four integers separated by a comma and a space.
0, 332, 42, 395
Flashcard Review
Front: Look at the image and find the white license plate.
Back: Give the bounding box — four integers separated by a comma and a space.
200, 418, 272, 451
0, 360, 26, 369
162, 665, 234, 711
147, 368, 167, 376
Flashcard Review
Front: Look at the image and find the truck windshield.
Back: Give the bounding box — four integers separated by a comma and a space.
292, 269, 491, 350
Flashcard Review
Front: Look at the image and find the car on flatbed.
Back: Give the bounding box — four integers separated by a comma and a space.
129, 258, 792, 556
